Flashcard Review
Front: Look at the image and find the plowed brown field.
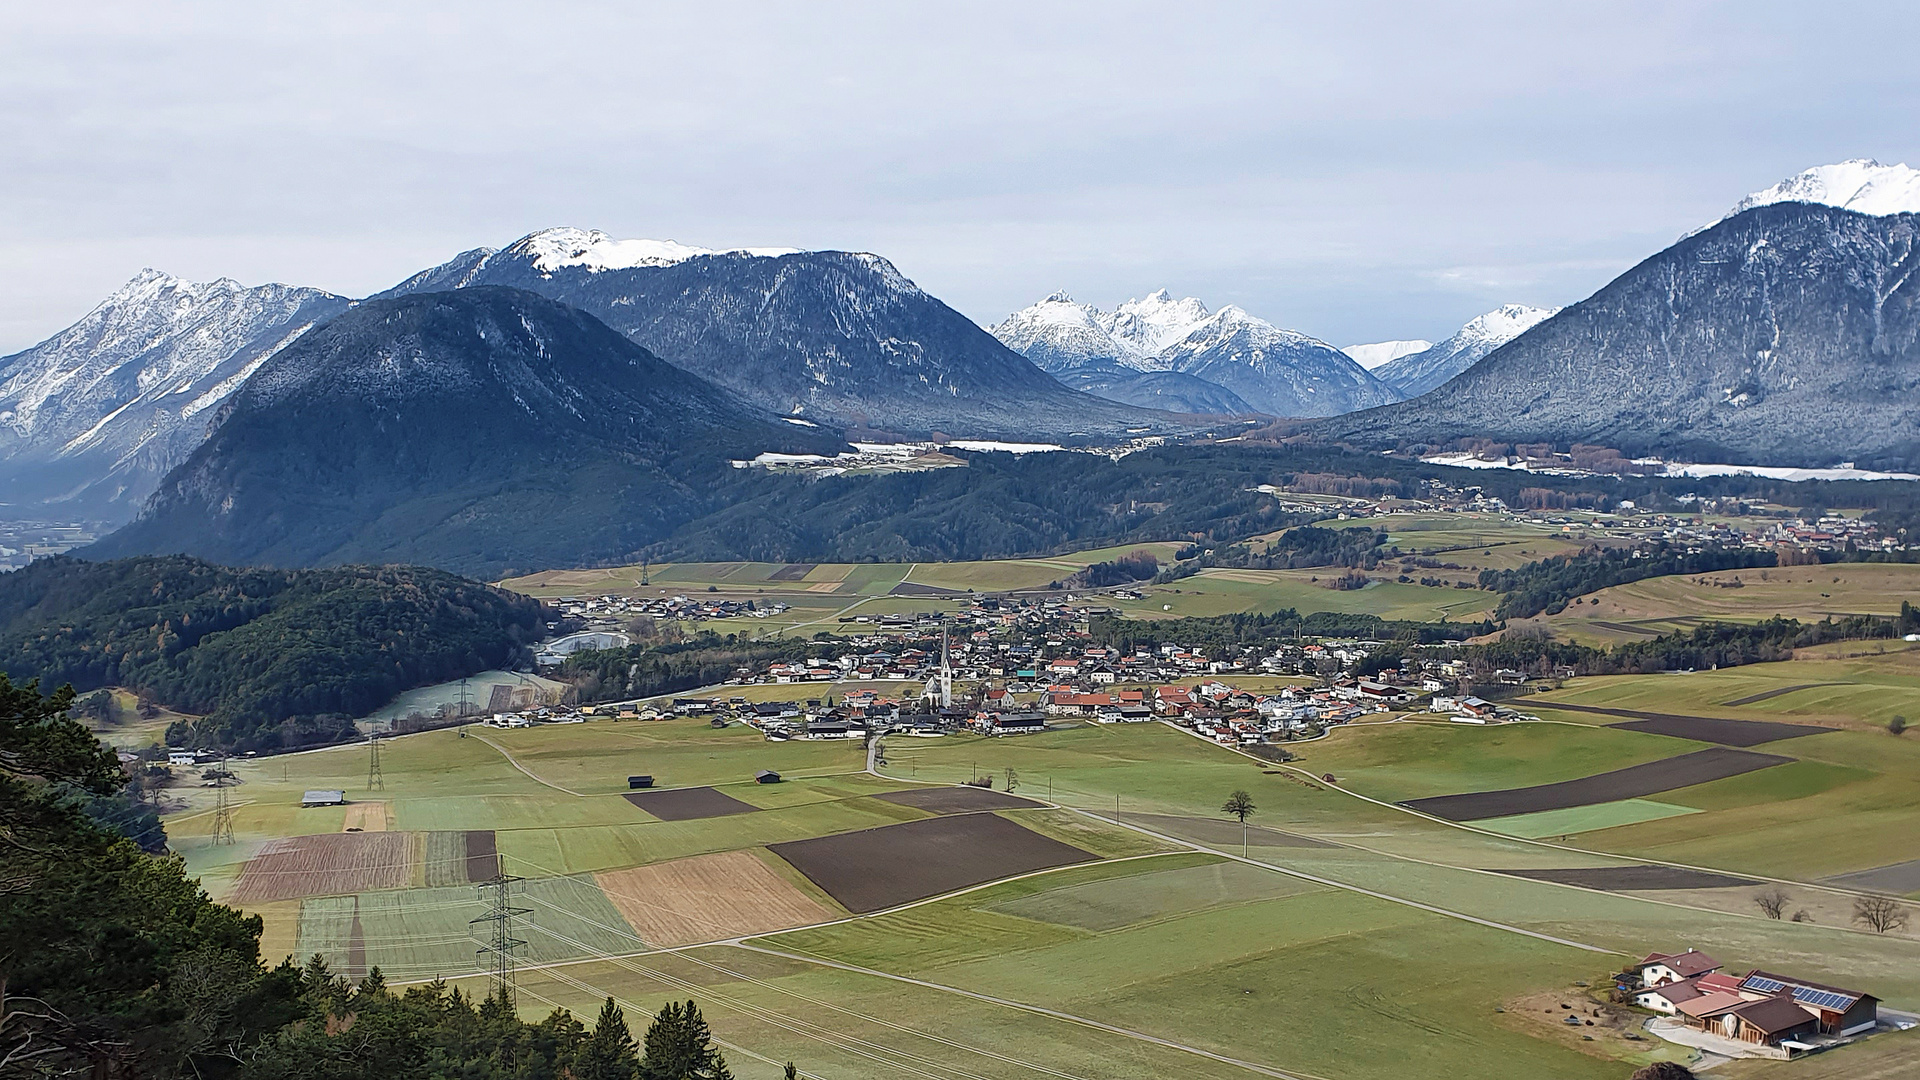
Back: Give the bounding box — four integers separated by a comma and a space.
595, 850, 836, 946
229, 832, 414, 902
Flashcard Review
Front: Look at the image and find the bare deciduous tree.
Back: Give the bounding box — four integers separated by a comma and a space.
1852, 894, 1910, 934
1753, 887, 1791, 919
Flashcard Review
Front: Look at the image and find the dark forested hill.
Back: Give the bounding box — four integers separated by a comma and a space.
0, 555, 545, 750
383, 229, 1171, 438
91, 287, 848, 575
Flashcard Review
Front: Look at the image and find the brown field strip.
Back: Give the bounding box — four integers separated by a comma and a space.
1535, 701, 1835, 745
465, 830, 499, 881
1822, 858, 1920, 895
873, 787, 1047, 814
767, 563, 816, 581
1719, 683, 1848, 707
229, 832, 414, 902
596, 850, 837, 946
1487, 865, 1759, 891
890, 581, 970, 596
623, 786, 759, 821
769, 813, 1097, 914
1401, 748, 1794, 822
341, 801, 393, 832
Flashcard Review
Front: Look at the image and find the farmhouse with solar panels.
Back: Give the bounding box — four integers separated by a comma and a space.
1630, 949, 1881, 1056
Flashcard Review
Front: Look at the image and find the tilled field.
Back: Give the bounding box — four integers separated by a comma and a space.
1487, 865, 1759, 890
623, 786, 759, 821
1401, 747, 1793, 821
229, 832, 414, 902
1536, 702, 1833, 745
596, 850, 837, 945
770, 813, 1096, 913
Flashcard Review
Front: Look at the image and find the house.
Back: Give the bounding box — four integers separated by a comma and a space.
167, 751, 198, 767
1635, 972, 1743, 1015
302, 789, 347, 807
1640, 949, 1721, 986
1713, 996, 1822, 1047
1738, 971, 1879, 1036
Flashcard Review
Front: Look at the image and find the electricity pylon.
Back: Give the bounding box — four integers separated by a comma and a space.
472, 875, 530, 1007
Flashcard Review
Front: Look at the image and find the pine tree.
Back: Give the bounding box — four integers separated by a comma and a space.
573, 997, 642, 1080
640, 999, 733, 1080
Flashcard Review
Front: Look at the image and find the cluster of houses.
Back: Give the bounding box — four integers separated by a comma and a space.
1630, 949, 1879, 1055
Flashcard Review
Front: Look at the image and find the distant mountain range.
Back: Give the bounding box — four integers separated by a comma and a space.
1323, 160, 1920, 468
1369, 305, 1558, 398
1342, 339, 1430, 370
0, 271, 348, 518
379, 229, 1164, 439
90, 288, 847, 574
991, 290, 1398, 416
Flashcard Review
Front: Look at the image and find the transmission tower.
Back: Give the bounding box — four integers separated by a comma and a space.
366, 730, 385, 790
472, 875, 530, 1007
210, 753, 236, 845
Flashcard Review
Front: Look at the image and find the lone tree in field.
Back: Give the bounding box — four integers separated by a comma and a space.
1891, 714, 1908, 735
1853, 894, 1911, 934
640, 999, 734, 1080
1222, 789, 1256, 856
1753, 886, 1792, 919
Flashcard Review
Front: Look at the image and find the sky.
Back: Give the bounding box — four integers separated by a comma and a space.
4, 1, 1919, 354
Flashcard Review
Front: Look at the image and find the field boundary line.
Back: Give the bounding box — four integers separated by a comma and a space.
1162, 717, 1915, 910
468, 730, 584, 796
730, 943, 1326, 1080
1065, 810, 1618, 955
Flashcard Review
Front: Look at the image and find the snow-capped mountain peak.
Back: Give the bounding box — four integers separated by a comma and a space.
1718, 159, 1920, 226
1371, 303, 1559, 398
1107, 289, 1212, 360
0, 269, 350, 517
1343, 339, 1432, 370
507, 227, 800, 274
1455, 303, 1557, 345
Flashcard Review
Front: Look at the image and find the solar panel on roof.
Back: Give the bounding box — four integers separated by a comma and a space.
1744, 975, 1786, 993
1796, 988, 1854, 1010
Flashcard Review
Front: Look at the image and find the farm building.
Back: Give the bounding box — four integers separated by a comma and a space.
1635, 949, 1880, 1049
1738, 971, 1879, 1036
755, 770, 782, 784
628, 775, 654, 789
1639, 949, 1722, 986
302, 790, 346, 807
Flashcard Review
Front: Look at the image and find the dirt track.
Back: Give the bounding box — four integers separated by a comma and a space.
1719, 683, 1847, 707
1401, 747, 1793, 821
770, 813, 1096, 913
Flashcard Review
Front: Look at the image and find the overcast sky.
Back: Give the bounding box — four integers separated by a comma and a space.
4, 1, 1918, 354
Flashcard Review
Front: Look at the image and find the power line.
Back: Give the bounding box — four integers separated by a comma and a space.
210, 753, 235, 845
366, 730, 385, 791
471, 874, 530, 1006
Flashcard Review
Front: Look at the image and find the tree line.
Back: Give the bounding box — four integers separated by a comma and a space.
0, 556, 546, 752
1476, 542, 1782, 619
0, 674, 773, 1079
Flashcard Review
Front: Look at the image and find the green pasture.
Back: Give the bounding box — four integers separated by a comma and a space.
1289, 719, 1703, 803
1109, 569, 1495, 622
1475, 798, 1700, 838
